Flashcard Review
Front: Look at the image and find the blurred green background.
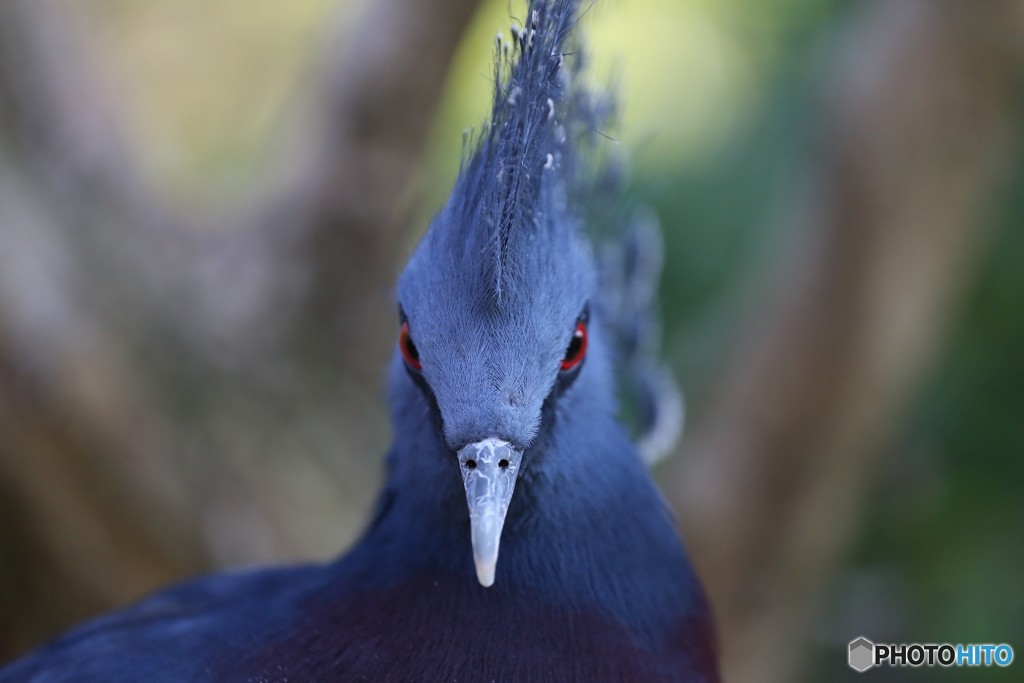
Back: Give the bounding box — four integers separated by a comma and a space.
2, 0, 1021, 680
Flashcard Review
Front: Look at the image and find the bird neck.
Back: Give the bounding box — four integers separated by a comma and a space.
344, 358, 701, 639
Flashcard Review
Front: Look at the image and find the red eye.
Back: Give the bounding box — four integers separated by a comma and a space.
399, 322, 422, 370
560, 321, 588, 372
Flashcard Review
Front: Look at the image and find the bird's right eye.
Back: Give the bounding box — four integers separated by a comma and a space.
399, 322, 422, 370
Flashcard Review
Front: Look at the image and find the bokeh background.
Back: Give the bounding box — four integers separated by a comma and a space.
0, 0, 1021, 681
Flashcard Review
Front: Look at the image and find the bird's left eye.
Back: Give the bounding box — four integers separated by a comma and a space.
560, 321, 588, 372
399, 322, 422, 370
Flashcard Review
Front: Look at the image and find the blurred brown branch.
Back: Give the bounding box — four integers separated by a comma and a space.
669, 1, 1024, 681
0, 0, 482, 659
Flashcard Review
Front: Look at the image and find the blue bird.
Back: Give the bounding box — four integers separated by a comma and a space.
1, 1, 718, 680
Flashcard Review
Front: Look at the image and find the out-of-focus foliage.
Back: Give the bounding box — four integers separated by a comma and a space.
77, 0, 340, 197
810, 162, 1024, 681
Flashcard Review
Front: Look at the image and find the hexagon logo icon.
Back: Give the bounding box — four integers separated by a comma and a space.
848, 637, 875, 672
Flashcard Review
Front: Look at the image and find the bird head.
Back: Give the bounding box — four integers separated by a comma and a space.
393, 0, 606, 587
396, 197, 596, 586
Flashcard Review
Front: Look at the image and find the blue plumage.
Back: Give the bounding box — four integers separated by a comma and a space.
1, 1, 718, 680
